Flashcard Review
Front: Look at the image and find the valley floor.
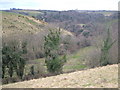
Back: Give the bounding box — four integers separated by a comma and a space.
2, 64, 118, 88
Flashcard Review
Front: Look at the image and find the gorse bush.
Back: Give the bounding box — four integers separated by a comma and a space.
44, 28, 66, 74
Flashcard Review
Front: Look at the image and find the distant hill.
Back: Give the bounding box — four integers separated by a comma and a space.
2, 10, 117, 36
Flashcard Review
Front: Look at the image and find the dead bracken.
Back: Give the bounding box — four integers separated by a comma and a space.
2, 64, 118, 88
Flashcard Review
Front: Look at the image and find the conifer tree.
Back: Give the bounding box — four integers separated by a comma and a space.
100, 29, 116, 66
44, 28, 66, 74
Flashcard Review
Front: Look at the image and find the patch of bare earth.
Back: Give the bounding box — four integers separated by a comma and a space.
2, 64, 118, 88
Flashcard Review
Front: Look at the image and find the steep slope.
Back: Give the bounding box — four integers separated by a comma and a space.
2, 11, 73, 36
2, 11, 75, 61
2, 64, 118, 88
2, 11, 46, 36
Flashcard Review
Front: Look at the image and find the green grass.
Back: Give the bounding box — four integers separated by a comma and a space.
12, 10, 43, 17
64, 64, 86, 70
25, 18, 37, 25
82, 83, 92, 87
72, 55, 80, 59
2, 11, 22, 16
63, 46, 96, 72
70, 46, 96, 60
24, 47, 94, 74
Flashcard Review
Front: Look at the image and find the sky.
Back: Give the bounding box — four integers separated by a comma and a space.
0, 0, 119, 10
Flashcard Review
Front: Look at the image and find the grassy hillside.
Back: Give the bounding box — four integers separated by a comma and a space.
2, 64, 118, 88
63, 46, 96, 72
2, 11, 46, 36
2, 11, 74, 36
4, 10, 43, 17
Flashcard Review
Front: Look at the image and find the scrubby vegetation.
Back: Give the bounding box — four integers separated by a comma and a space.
1, 10, 118, 85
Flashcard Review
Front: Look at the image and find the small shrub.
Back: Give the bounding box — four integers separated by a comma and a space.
84, 48, 101, 68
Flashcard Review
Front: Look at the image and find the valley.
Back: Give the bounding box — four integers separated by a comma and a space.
1, 9, 118, 88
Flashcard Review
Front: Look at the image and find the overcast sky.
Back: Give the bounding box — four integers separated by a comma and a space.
0, 0, 119, 10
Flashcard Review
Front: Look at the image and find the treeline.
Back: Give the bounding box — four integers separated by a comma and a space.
2, 41, 27, 79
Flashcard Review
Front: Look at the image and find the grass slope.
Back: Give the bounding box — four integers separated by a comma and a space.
2, 11, 46, 36
2, 64, 118, 88
2, 11, 73, 36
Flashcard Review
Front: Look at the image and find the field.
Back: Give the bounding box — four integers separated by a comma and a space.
24, 46, 96, 76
